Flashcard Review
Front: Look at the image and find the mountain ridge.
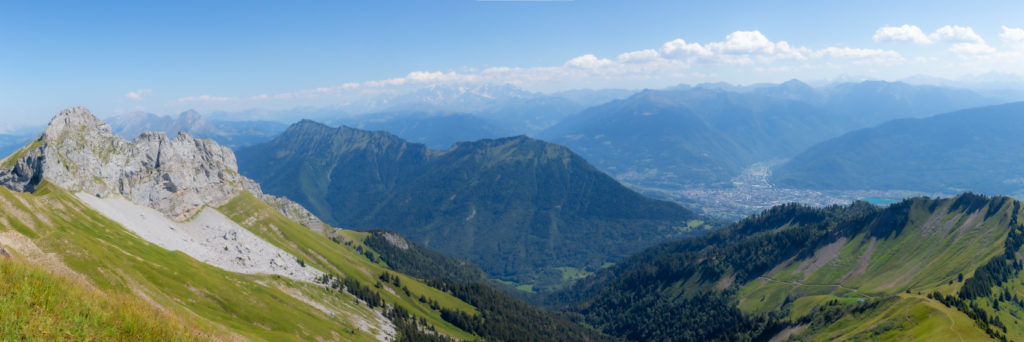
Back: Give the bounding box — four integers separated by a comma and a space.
540, 80, 994, 190
238, 120, 710, 288
553, 193, 1023, 341
105, 110, 287, 149
0, 107, 616, 341
772, 101, 1024, 196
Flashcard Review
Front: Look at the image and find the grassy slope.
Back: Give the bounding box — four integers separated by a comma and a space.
0, 182, 395, 342
738, 197, 1011, 315
797, 294, 992, 341
728, 197, 1017, 341
572, 195, 1016, 341
218, 191, 478, 341
0, 257, 203, 341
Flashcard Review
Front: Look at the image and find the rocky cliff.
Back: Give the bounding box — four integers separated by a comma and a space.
0, 107, 331, 230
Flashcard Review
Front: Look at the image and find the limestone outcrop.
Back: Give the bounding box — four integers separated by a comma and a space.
0, 107, 331, 229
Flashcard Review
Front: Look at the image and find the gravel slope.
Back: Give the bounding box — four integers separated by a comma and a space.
76, 193, 323, 282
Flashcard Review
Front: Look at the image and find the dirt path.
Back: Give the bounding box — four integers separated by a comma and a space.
757, 276, 872, 298
903, 293, 965, 342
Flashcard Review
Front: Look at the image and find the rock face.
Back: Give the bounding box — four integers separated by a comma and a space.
0, 107, 329, 227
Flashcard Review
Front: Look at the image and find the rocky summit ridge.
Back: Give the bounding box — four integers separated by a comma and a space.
0, 107, 329, 229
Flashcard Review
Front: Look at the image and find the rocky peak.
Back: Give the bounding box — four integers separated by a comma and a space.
2, 107, 334, 232
0, 107, 246, 220
43, 106, 113, 138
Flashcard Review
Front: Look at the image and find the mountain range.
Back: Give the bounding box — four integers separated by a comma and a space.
237, 120, 710, 289
105, 110, 287, 149
540, 80, 994, 190
0, 107, 608, 341
208, 84, 632, 135
347, 84, 633, 135
338, 111, 513, 149
5, 102, 1024, 341
772, 102, 1024, 197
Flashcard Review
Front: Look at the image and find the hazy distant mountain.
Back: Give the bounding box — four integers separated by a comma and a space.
386, 83, 534, 110
902, 72, 1024, 103
821, 81, 993, 127
541, 80, 994, 189
0, 133, 38, 158
772, 102, 1024, 196
550, 88, 635, 105
340, 112, 513, 149
105, 110, 287, 148
237, 120, 710, 288
201, 84, 633, 136
541, 81, 850, 188
381, 84, 633, 134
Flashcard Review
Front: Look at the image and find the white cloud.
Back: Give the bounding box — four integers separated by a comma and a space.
711, 30, 777, 54
657, 31, 809, 65
873, 25, 932, 44
565, 54, 614, 69
168, 30, 913, 111
1001, 26, 1024, 50
948, 42, 996, 54
930, 25, 985, 44
617, 49, 661, 63
660, 39, 713, 58
929, 25, 994, 54
124, 89, 152, 100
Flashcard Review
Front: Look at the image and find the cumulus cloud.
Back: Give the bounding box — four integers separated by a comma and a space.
872, 24, 1004, 54
929, 25, 994, 54
930, 25, 985, 44
617, 49, 661, 63
171, 29, 911, 110
873, 25, 932, 44
661, 39, 713, 58
1001, 26, 1024, 50
124, 89, 152, 100
712, 30, 778, 54
565, 54, 614, 69
658, 31, 812, 65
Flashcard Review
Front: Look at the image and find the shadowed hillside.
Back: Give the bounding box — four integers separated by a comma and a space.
238, 120, 710, 289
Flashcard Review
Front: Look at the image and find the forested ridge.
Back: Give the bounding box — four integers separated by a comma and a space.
551, 193, 1024, 341
238, 120, 709, 288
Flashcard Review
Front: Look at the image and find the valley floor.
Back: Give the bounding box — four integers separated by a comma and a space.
634, 161, 939, 220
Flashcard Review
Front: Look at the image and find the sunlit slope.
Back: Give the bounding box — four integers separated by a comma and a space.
562, 194, 1024, 341
0, 182, 430, 341
739, 196, 1013, 314
0, 256, 205, 341
740, 195, 1022, 341
791, 294, 992, 341
219, 191, 478, 340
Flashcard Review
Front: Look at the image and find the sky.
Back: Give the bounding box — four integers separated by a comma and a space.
1, 0, 1023, 127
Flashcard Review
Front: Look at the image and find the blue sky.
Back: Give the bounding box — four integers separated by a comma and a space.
1, 0, 1023, 126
